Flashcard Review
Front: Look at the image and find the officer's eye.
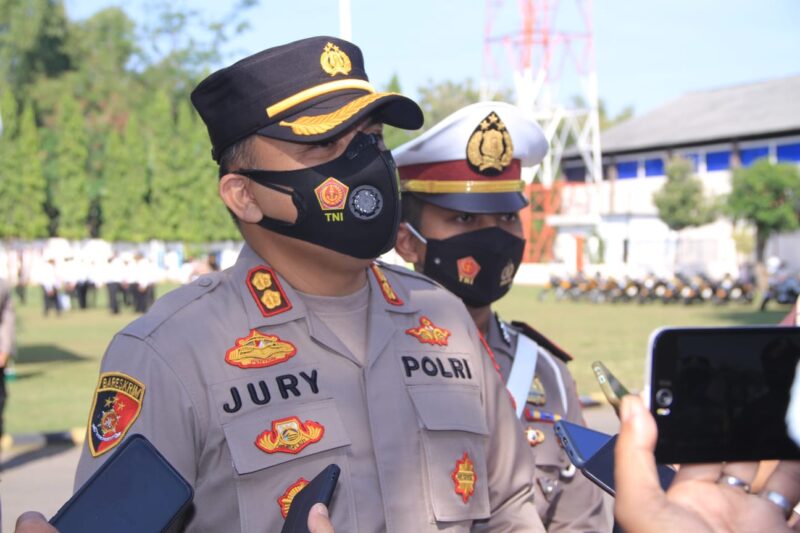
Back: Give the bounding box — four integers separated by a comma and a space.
455, 213, 475, 223
500, 212, 519, 222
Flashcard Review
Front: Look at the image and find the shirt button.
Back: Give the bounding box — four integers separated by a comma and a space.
198, 277, 212, 287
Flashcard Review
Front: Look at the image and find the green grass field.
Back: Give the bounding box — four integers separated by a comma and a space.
4, 284, 791, 434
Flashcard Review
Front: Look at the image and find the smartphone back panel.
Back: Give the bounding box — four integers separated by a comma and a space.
50, 434, 193, 532
554, 420, 613, 468
649, 326, 800, 463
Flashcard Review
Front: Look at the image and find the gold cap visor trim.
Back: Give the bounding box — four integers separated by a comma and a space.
266, 79, 376, 118
279, 92, 397, 136
401, 179, 525, 194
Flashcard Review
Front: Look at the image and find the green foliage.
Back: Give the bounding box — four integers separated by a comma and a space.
726, 160, 800, 261
51, 92, 90, 238
0, 98, 48, 238
653, 156, 717, 231
381, 73, 416, 150
417, 79, 484, 131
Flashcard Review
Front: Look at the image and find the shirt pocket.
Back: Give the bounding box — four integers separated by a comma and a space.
407, 383, 491, 523
222, 398, 356, 533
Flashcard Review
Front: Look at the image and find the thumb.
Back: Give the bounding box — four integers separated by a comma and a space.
307, 503, 335, 533
614, 395, 665, 530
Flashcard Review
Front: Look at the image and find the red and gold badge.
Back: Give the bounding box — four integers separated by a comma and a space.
457, 256, 481, 285
370, 264, 403, 306
451, 452, 477, 503
314, 177, 349, 211
406, 316, 451, 346
87, 372, 145, 457
525, 427, 546, 446
225, 330, 297, 369
278, 478, 310, 518
255, 416, 325, 455
247, 265, 292, 317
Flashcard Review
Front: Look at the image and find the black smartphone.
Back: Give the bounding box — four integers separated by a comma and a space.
647, 326, 800, 464
50, 434, 193, 532
581, 435, 676, 497
592, 360, 631, 417
553, 420, 613, 468
281, 463, 341, 533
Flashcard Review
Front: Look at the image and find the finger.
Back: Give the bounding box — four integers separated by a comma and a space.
308, 503, 335, 533
761, 461, 800, 517
718, 461, 760, 491
15, 512, 58, 533
672, 462, 723, 485
615, 395, 667, 529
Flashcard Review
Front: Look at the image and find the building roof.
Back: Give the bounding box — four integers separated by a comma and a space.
597, 75, 800, 155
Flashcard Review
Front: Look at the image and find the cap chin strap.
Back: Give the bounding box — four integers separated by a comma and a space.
404, 222, 428, 244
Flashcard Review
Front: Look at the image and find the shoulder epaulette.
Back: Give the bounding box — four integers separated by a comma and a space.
376, 260, 444, 288
510, 321, 573, 362
124, 273, 222, 339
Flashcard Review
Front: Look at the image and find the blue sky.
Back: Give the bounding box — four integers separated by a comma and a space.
64, 0, 800, 117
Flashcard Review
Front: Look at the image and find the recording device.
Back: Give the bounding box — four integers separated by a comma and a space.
592, 360, 630, 417
281, 463, 341, 533
50, 434, 193, 532
647, 326, 800, 464
553, 420, 612, 468
581, 435, 676, 497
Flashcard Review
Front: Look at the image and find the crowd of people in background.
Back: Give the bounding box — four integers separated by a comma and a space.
0, 241, 232, 317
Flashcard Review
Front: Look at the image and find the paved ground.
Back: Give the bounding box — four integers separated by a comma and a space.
0, 403, 619, 532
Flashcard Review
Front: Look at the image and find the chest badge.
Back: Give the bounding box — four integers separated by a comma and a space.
457, 256, 481, 285
320, 42, 352, 76
247, 265, 292, 317
87, 372, 145, 457
225, 330, 297, 369
525, 427, 546, 446
371, 264, 404, 306
278, 478, 310, 518
527, 375, 547, 406
256, 416, 325, 455
406, 316, 451, 346
452, 452, 477, 503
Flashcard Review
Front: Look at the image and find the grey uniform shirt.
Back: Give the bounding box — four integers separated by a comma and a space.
488, 315, 612, 532
75, 245, 545, 532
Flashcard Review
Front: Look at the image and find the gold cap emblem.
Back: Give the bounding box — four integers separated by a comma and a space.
466, 111, 514, 176
320, 42, 352, 76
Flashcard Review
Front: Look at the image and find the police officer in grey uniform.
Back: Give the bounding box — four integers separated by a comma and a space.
394, 101, 612, 531
74, 38, 545, 532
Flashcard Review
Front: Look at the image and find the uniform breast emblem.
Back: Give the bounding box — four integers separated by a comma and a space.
320, 42, 352, 76
456, 256, 481, 285
247, 265, 293, 317
466, 111, 514, 176
451, 452, 477, 503
370, 264, 404, 305
527, 375, 547, 406
225, 330, 297, 369
278, 478, 310, 518
406, 316, 451, 346
255, 416, 325, 455
314, 177, 349, 212
87, 372, 145, 457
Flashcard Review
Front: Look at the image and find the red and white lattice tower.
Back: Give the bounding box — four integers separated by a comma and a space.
482, 0, 602, 187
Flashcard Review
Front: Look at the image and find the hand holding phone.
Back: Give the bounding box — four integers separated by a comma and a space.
281, 464, 340, 533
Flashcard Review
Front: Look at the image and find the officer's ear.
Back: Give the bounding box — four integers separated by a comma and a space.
395, 222, 425, 268
219, 173, 264, 223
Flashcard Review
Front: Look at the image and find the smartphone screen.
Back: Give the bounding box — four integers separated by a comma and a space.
592, 361, 630, 416
554, 420, 613, 468
649, 326, 800, 463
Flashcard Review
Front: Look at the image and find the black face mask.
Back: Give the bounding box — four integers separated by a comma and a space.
237, 133, 400, 259
407, 224, 526, 307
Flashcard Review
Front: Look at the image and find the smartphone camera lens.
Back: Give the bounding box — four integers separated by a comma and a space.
655, 388, 673, 407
